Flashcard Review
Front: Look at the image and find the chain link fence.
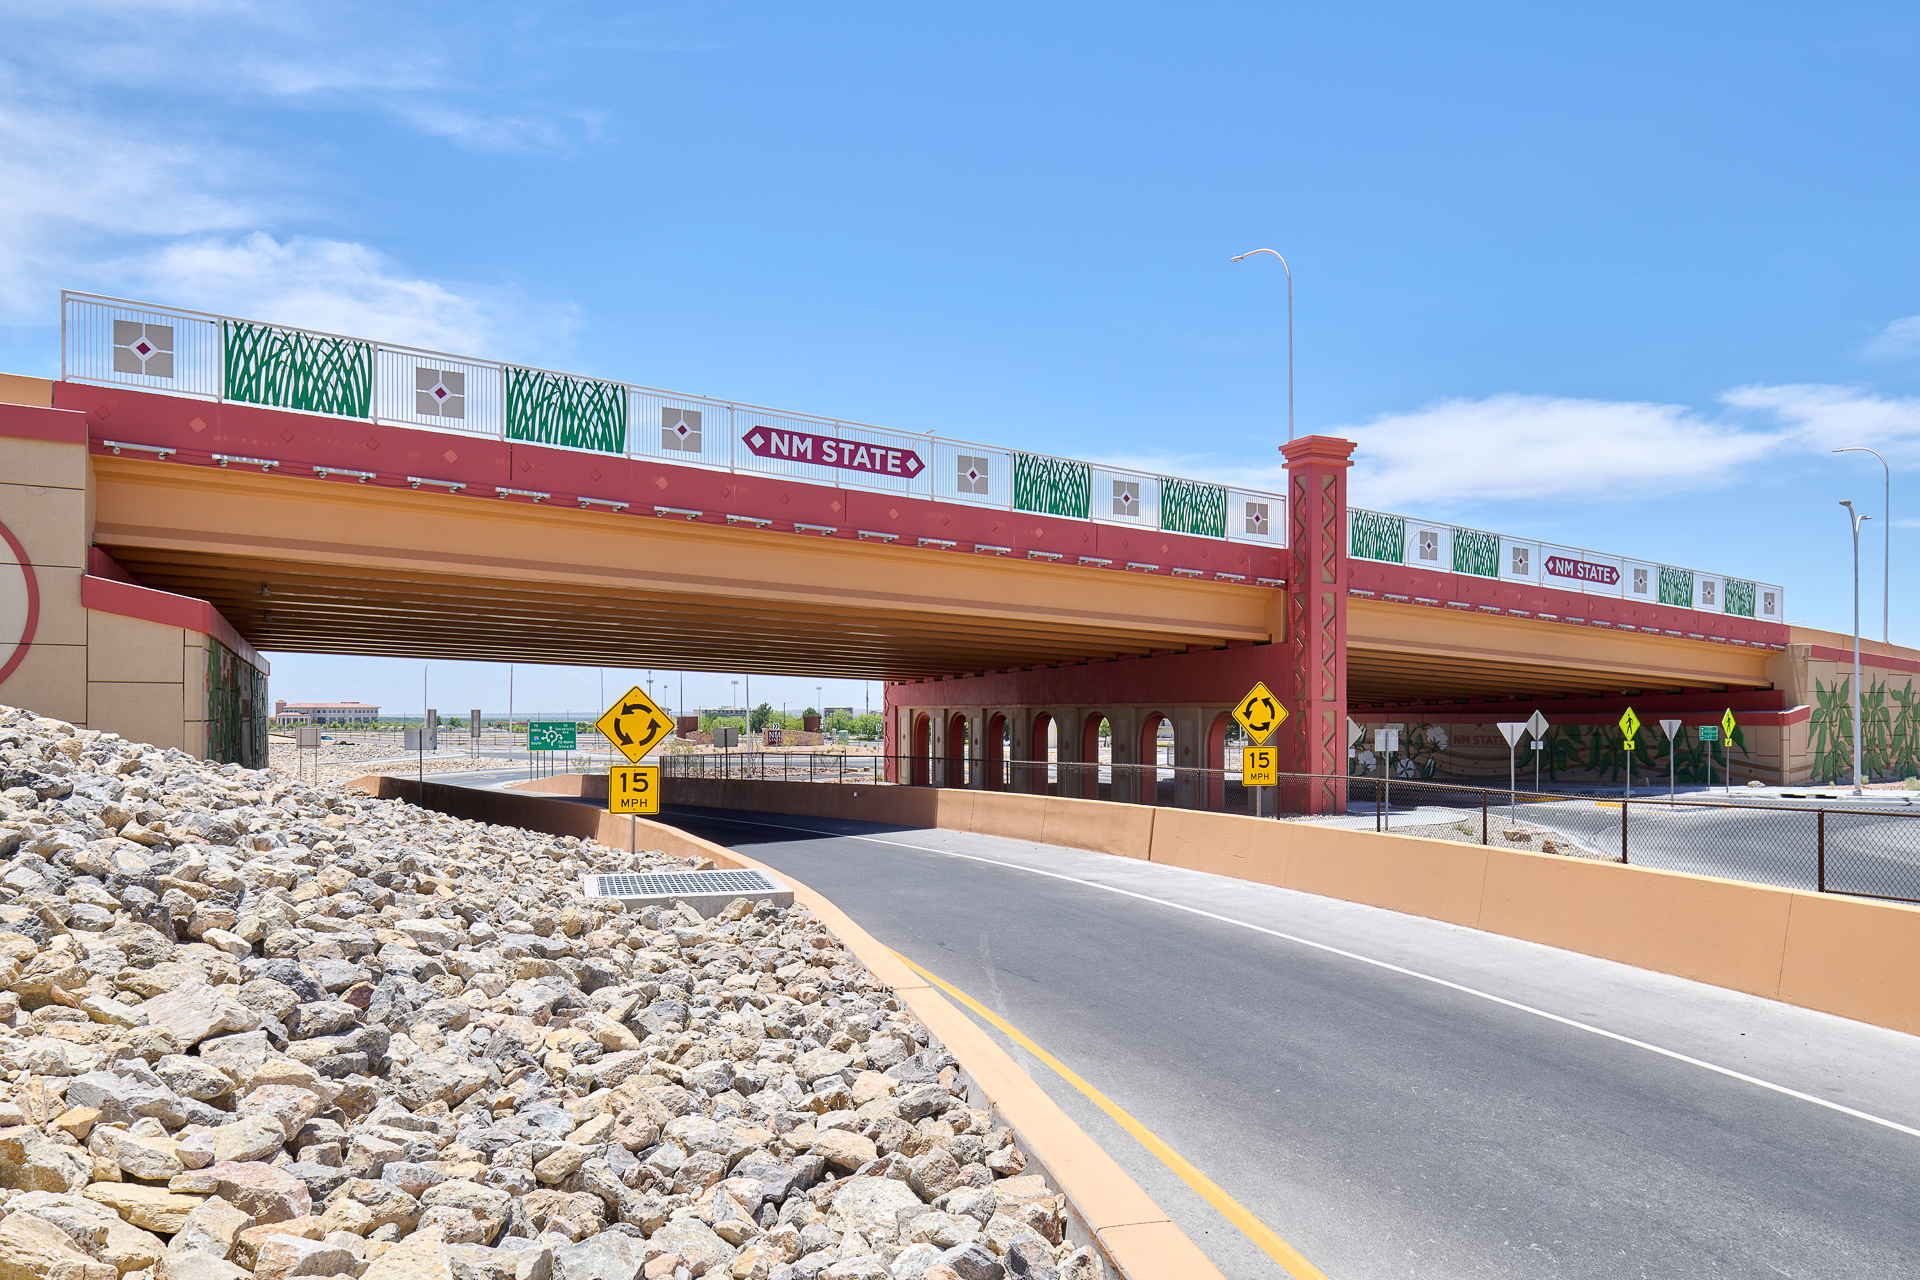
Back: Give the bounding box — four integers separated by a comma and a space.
661, 752, 1920, 904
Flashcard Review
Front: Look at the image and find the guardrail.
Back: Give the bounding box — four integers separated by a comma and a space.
662, 753, 1920, 903
61, 291, 1288, 551
1347, 505, 1786, 625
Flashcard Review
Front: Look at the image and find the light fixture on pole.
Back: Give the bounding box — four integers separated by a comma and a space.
1229, 248, 1295, 441
1834, 447, 1890, 648
1841, 500, 1870, 796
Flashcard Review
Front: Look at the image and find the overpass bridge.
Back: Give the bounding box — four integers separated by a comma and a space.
2, 291, 1896, 794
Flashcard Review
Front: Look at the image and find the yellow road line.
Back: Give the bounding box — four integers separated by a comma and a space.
891, 949, 1330, 1280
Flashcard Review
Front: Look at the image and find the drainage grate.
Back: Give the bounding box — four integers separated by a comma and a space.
582, 868, 794, 917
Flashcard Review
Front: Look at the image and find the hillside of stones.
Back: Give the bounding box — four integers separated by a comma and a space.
0, 706, 1102, 1280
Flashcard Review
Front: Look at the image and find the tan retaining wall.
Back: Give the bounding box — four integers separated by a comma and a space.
353, 775, 1223, 1280
634, 775, 1920, 1037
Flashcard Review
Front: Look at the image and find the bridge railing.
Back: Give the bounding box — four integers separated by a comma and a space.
1346, 504, 1786, 626
60, 291, 1289, 552
662, 751, 1920, 904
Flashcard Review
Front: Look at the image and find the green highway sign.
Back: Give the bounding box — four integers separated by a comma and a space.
1698, 725, 1720, 742
529, 721, 578, 751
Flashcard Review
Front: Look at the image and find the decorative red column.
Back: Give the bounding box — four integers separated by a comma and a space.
1281, 435, 1355, 813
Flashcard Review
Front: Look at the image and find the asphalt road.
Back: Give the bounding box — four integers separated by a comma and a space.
626, 802, 1920, 1280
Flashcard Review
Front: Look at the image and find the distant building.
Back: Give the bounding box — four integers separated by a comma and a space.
824, 706, 854, 716
274, 700, 380, 725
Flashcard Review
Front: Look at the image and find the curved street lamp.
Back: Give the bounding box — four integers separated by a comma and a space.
1230, 249, 1294, 441
1833, 447, 1890, 648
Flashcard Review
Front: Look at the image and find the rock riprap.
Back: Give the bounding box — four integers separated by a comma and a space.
0, 705, 1105, 1280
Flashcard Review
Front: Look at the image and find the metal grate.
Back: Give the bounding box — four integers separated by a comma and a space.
591, 869, 779, 897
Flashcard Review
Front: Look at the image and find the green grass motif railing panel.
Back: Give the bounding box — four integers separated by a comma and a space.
222, 321, 371, 417
1723, 578, 1756, 618
1451, 529, 1499, 577
1159, 477, 1228, 538
1012, 453, 1091, 519
505, 367, 628, 453
1349, 509, 1406, 563
1659, 566, 1695, 608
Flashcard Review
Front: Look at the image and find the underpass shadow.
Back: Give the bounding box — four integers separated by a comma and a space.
654, 803, 928, 851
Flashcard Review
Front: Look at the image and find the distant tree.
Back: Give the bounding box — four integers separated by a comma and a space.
852, 713, 884, 739
750, 702, 776, 732
824, 709, 855, 735
803, 706, 819, 719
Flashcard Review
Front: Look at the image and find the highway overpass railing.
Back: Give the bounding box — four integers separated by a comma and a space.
662, 752, 1920, 904
60, 291, 1288, 553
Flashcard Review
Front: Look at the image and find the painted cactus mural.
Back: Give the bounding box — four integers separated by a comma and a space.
1809, 676, 1920, 784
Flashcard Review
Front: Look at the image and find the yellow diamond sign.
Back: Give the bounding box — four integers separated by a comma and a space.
1721, 708, 1736, 738
1618, 707, 1640, 741
596, 685, 671, 765
1232, 682, 1288, 745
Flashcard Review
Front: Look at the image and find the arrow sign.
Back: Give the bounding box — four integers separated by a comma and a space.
596, 685, 671, 765
1232, 682, 1288, 744
741, 425, 925, 480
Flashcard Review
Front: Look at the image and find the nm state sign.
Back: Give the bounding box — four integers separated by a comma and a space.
741, 425, 925, 479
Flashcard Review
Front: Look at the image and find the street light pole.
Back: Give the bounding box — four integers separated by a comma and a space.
1834, 447, 1890, 649
1230, 248, 1295, 441
1841, 501, 1870, 796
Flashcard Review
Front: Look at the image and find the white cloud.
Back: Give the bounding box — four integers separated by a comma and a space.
1721, 383, 1920, 460
1330, 393, 1780, 512
1861, 316, 1920, 363
122, 234, 578, 362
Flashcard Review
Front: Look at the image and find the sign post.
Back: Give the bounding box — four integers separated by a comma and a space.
1618, 707, 1641, 799
1526, 710, 1550, 794
1372, 725, 1401, 830
1721, 709, 1737, 794
1231, 682, 1288, 818
1660, 719, 1682, 801
1497, 723, 1527, 824
1699, 723, 1720, 791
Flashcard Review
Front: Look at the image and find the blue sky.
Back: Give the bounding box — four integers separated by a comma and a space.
3, 1, 1917, 715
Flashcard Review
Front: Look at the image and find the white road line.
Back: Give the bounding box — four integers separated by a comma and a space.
676, 809, 1920, 1142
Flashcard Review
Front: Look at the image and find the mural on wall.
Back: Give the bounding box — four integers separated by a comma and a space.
205, 640, 268, 769
1349, 723, 1448, 778
1809, 676, 1920, 785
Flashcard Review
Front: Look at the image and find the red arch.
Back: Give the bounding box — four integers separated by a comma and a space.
946, 712, 969, 787
911, 713, 932, 786
1028, 712, 1054, 795
0, 519, 41, 686
1206, 710, 1233, 810
985, 712, 1008, 790
1138, 712, 1168, 807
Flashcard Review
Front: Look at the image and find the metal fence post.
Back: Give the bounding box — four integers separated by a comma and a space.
1817, 809, 1827, 893
1621, 798, 1629, 864
1481, 790, 1489, 845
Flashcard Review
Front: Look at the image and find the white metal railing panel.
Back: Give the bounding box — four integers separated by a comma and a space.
1499, 535, 1542, 585
373, 346, 504, 437
931, 440, 1011, 508
1406, 518, 1451, 570
1089, 466, 1160, 529
1226, 488, 1285, 545
628, 388, 735, 471
63, 295, 223, 400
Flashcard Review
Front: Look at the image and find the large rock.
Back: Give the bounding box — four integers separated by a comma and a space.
9, 1189, 167, 1274
647, 1219, 734, 1275
0, 1212, 116, 1280
810, 1128, 878, 1173
186, 1162, 313, 1224
170, 1195, 255, 1259
137, 985, 263, 1050
551, 1231, 646, 1280
361, 1228, 455, 1280
828, 1176, 924, 1244
248, 1235, 362, 1280
179, 1115, 288, 1166
0, 1126, 93, 1192
83, 1182, 208, 1234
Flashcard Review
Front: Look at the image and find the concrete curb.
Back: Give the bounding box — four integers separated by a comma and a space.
349, 774, 1227, 1280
